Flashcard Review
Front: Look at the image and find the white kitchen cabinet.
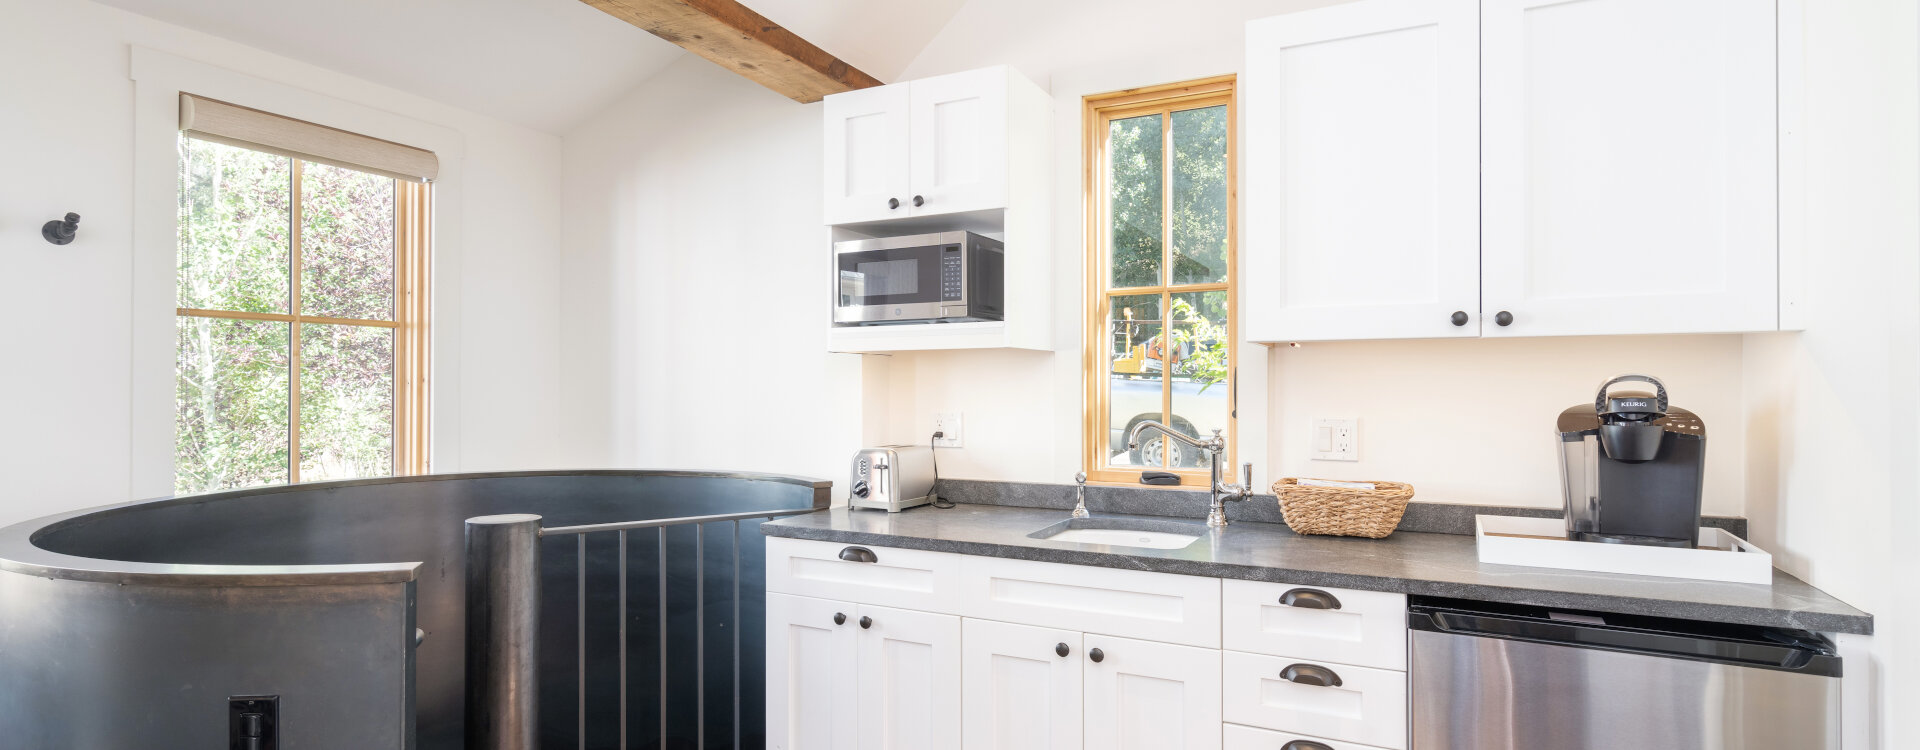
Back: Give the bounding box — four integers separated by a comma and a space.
767, 592, 860, 750
1479, 0, 1779, 337
823, 65, 1042, 225
1243, 0, 1481, 342
857, 604, 963, 750
1083, 634, 1222, 750
1244, 0, 1793, 341
1222, 651, 1408, 750
961, 618, 1083, 750
823, 83, 912, 226
907, 68, 1011, 218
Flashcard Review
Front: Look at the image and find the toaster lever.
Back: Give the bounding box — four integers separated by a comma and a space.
838, 546, 878, 563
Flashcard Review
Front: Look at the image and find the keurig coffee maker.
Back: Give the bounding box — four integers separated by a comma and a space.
1556, 374, 1706, 548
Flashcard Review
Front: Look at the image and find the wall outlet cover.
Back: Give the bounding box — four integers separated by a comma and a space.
933, 412, 963, 448
1310, 417, 1359, 462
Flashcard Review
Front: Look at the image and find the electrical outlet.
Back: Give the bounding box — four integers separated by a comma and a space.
932, 412, 963, 448
1310, 417, 1359, 462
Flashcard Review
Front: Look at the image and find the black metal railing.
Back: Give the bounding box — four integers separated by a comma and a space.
466, 507, 816, 750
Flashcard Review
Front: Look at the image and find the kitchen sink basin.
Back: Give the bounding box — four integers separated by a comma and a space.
1027, 517, 1205, 550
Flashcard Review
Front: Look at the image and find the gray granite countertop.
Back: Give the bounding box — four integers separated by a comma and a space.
763, 504, 1873, 635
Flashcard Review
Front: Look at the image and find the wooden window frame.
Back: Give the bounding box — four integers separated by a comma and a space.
176, 153, 432, 484
1082, 76, 1237, 488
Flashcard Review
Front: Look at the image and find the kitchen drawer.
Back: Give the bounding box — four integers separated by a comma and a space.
1225, 723, 1393, 750
1222, 651, 1408, 750
1222, 579, 1407, 671
765, 537, 962, 614
961, 556, 1221, 648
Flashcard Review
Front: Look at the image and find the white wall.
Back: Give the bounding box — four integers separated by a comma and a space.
558, 56, 865, 482
0, 0, 572, 526
1739, 1, 1920, 747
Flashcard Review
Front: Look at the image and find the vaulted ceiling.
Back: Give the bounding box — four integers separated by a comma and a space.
92, 0, 968, 134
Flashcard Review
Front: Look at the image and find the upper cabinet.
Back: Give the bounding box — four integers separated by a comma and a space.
1245, 0, 1795, 342
824, 67, 1032, 225
1243, 0, 1481, 342
1480, 0, 1778, 337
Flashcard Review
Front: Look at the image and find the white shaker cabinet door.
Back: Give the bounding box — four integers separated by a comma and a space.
766, 593, 860, 750
1082, 634, 1222, 750
1244, 0, 1481, 342
1480, 0, 1777, 336
856, 604, 962, 750
962, 618, 1083, 750
824, 81, 912, 225
908, 67, 1009, 217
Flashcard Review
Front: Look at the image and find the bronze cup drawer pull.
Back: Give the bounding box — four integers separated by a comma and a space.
1279, 587, 1342, 610
1282, 741, 1335, 750
1279, 662, 1344, 688
838, 546, 878, 563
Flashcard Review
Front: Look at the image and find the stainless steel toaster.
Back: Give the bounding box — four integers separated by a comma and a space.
847, 445, 935, 512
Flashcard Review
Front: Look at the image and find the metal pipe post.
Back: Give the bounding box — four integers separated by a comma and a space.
465, 514, 542, 750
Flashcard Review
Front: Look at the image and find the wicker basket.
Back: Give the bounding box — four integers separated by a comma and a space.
1273, 478, 1415, 539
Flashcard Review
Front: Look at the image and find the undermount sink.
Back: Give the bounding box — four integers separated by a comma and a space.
1027, 517, 1205, 550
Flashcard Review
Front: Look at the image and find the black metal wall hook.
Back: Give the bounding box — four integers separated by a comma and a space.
42, 212, 79, 245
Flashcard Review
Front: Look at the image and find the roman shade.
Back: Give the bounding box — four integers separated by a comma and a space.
178, 94, 438, 183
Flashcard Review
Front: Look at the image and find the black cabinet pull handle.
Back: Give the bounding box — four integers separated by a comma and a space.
1282, 741, 1335, 750
833, 612, 846, 625
912, 195, 925, 207
859, 616, 872, 629
888, 197, 900, 209
1495, 310, 1514, 327
1279, 588, 1342, 610
838, 546, 877, 563
1450, 310, 1469, 326
1055, 642, 1070, 658
1088, 648, 1105, 663
1279, 663, 1343, 687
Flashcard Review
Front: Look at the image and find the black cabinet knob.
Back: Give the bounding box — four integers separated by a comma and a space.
1088, 648, 1105, 663
1055, 642, 1070, 658
912, 195, 925, 207
833, 612, 846, 625
888, 197, 900, 209
1450, 311, 1469, 326
1495, 310, 1514, 327
859, 616, 872, 629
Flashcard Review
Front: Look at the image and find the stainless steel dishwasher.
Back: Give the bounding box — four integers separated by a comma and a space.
1409, 597, 1842, 749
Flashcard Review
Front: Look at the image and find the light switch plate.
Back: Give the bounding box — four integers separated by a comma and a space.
1310, 417, 1358, 462
933, 412, 963, 448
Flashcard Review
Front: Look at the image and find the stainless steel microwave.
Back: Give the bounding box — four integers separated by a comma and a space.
833, 231, 1004, 325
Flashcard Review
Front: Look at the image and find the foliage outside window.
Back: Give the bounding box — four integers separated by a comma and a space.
1084, 78, 1236, 487
175, 135, 429, 494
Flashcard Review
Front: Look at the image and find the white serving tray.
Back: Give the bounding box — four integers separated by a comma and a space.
1475, 515, 1773, 585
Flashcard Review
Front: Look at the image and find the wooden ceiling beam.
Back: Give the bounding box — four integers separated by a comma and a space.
581, 0, 885, 103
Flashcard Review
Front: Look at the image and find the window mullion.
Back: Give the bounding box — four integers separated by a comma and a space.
288, 159, 303, 485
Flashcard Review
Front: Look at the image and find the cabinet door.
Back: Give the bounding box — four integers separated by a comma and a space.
856, 605, 962, 750
767, 593, 860, 750
1480, 0, 1777, 336
1243, 0, 1480, 342
961, 618, 1082, 750
908, 67, 1009, 217
825, 82, 912, 225
1083, 634, 1222, 750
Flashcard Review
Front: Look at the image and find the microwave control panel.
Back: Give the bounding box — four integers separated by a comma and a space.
941, 245, 964, 301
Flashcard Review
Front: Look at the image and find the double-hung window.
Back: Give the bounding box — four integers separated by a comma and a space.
174, 96, 432, 494
1084, 78, 1237, 487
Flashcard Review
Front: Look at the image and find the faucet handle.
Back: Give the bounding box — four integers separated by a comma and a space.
1075, 471, 1087, 485
1241, 463, 1255, 494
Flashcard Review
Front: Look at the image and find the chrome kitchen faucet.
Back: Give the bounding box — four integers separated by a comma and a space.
1124, 421, 1254, 527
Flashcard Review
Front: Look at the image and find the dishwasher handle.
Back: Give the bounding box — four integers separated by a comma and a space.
1409, 607, 1843, 678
